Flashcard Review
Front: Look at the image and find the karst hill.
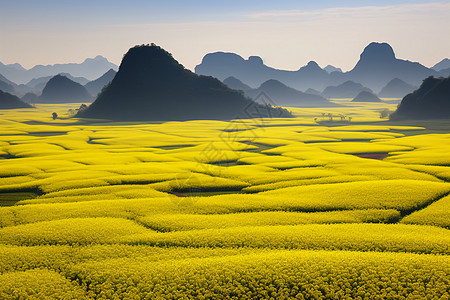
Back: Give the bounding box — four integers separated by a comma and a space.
78, 44, 291, 121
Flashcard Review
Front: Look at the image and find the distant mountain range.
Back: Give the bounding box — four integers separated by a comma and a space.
439, 68, 450, 77
0, 56, 118, 84
1, 43, 447, 109
223, 77, 337, 107
223, 76, 252, 91
1, 68, 117, 100
196, 42, 446, 93
432, 59, 450, 71
391, 76, 450, 120
305, 88, 321, 96
324, 65, 342, 74
321, 81, 372, 99
344, 43, 441, 91
0, 73, 15, 93
78, 44, 292, 121
224, 71, 418, 100
196, 55, 330, 91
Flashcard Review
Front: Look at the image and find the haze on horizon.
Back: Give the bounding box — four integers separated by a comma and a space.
0, 0, 449, 72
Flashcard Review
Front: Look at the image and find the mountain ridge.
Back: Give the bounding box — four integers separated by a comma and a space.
432, 58, 450, 71
0, 56, 118, 84
245, 79, 338, 108
195, 42, 443, 92
195, 52, 330, 91
78, 44, 292, 121
322, 81, 373, 99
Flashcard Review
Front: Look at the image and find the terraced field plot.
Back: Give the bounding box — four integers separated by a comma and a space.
0, 102, 449, 299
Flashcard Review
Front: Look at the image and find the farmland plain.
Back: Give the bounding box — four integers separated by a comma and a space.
0, 101, 449, 299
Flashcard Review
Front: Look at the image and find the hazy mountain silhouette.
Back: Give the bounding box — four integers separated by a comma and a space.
195, 52, 271, 85
352, 91, 382, 102
196, 42, 439, 92
432, 59, 450, 71
78, 44, 292, 121
439, 68, 450, 78
324, 65, 342, 73
0, 73, 34, 97
222, 76, 252, 91
0, 62, 26, 85
378, 78, 417, 98
0, 73, 17, 86
222, 76, 335, 107
390, 76, 450, 120
26, 73, 89, 91
0, 56, 118, 84
0, 74, 15, 93
84, 69, 117, 96
0, 90, 32, 109
346, 42, 439, 91
38, 75, 92, 103
195, 53, 330, 91
322, 81, 372, 99
244, 79, 338, 107
305, 88, 321, 96
21, 92, 40, 103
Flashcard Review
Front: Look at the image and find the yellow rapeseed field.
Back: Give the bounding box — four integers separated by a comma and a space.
0, 102, 449, 298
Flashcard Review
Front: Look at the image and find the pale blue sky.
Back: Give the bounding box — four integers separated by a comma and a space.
1, 0, 449, 71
